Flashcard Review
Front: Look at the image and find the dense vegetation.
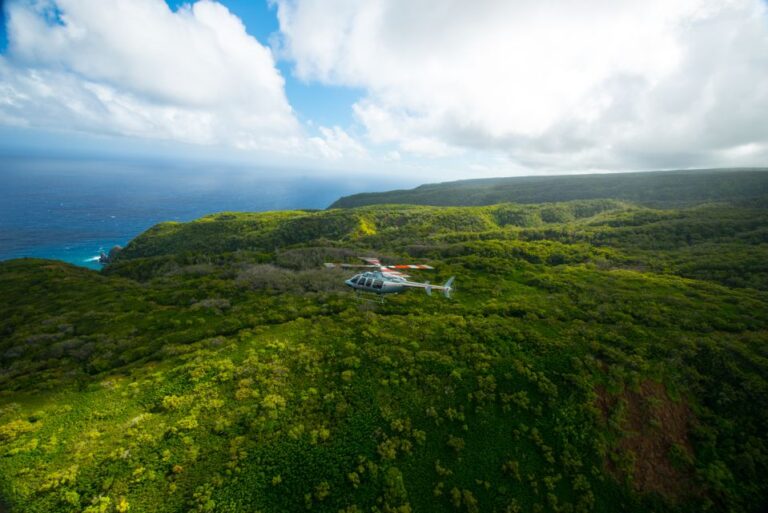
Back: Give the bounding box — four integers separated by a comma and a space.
330, 168, 768, 209
1, 196, 767, 513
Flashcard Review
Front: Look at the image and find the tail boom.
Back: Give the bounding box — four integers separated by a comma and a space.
400, 276, 455, 298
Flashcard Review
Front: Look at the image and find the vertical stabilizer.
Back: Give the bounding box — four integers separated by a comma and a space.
442, 276, 455, 298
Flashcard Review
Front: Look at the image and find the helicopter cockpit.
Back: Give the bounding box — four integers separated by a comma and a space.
347, 273, 384, 290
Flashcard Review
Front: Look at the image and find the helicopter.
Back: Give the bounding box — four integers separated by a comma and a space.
324, 257, 455, 299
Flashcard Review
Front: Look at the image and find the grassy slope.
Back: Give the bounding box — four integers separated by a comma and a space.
329, 168, 768, 209
0, 200, 767, 513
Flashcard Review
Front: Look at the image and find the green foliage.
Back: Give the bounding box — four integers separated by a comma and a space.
0, 196, 767, 512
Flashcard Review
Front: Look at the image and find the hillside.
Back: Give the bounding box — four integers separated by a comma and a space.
1, 199, 767, 513
329, 168, 768, 209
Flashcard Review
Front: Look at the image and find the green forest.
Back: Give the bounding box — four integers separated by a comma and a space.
330, 168, 768, 209
1, 189, 767, 512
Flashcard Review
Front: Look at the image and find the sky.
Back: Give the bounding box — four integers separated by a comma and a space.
1, 0, 767, 180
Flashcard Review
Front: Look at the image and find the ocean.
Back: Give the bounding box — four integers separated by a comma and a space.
0, 157, 415, 270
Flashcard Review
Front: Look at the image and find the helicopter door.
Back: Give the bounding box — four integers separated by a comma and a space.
373, 279, 383, 290
365, 278, 373, 288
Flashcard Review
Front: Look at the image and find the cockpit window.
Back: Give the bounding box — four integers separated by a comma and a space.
365, 278, 373, 288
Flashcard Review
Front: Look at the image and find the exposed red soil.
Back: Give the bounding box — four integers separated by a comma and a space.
596, 380, 698, 501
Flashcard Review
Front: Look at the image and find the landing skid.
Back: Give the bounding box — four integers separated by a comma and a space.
354, 290, 386, 304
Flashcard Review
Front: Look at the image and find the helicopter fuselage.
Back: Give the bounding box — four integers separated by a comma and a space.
345, 271, 407, 295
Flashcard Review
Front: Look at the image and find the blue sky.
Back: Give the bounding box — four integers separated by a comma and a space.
0, 5, 7, 52
1, 0, 767, 178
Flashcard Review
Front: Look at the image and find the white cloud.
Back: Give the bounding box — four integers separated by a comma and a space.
308, 125, 368, 160
274, 0, 768, 170
0, 0, 299, 150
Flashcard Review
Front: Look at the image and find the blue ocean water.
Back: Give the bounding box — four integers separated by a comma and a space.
0, 157, 415, 270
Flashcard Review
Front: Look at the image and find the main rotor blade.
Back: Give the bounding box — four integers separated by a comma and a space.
325, 259, 432, 271
382, 264, 435, 270
324, 263, 377, 269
